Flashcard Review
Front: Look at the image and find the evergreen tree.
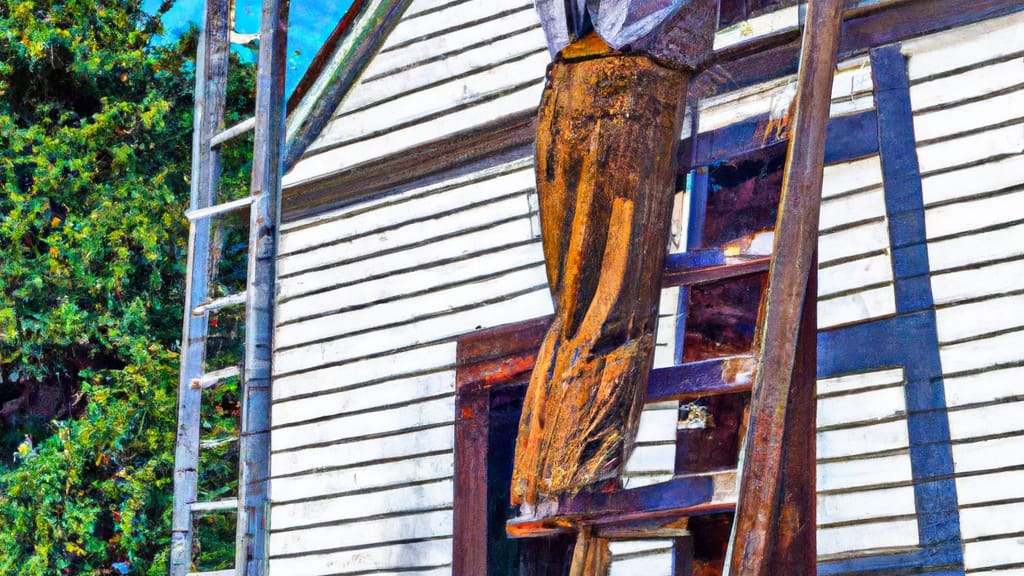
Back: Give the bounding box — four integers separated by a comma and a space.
0, 1, 253, 573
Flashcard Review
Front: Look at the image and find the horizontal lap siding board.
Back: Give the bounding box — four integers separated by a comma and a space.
902, 10, 1024, 574
815, 368, 918, 559
269, 156, 550, 575
816, 155, 897, 331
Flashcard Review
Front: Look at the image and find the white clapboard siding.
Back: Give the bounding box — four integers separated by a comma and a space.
817, 453, 913, 493
817, 386, 906, 429
926, 221, 1024, 273
921, 152, 1024, 207
925, 188, 1024, 241
939, 329, 1024, 376
818, 218, 891, 264
902, 10, 1024, 81
271, 453, 454, 504
276, 265, 548, 349
273, 342, 455, 402
817, 284, 897, 330
275, 288, 551, 375
905, 16, 1024, 573
819, 186, 887, 231
608, 540, 675, 576
814, 368, 917, 558
368, 6, 541, 80
284, 80, 545, 186
956, 470, 1024, 507
271, 396, 455, 452
952, 434, 1024, 476
278, 217, 538, 300
821, 155, 884, 199
909, 56, 1024, 112
284, 0, 545, 186
380, 0, 532, 48
915, 122, 1024, 176
817, 519, 919, 558
274, 371, 455, 427
269, 509, 453, 558
271, 424, 455, 478
913, 87, 1024, 143
279, 162, 534, 255
278, 242, 545, 324
818, 420, 910, 461
948, 401, 1024, 442
815, 154, 896, 330
964, 538, 1024, 573
273, 479, 453, 530
315, 52, 548, 147
935, 293, 1024, 345
403, 0, 462, 17
931, 258, 1024, 308
943, 366, 1024, 409
816, 252, 893, 298
818, 486, 917, 526
268, 539, 452, 576
961, 502, 1024, 541
272, 152, 557, 574
278, 193, 533, 276
623, 287, 680, 489
344, 29, 547, 112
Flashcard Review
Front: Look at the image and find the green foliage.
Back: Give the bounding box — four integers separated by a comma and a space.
0, 358, 177, 575
0, 0, 254, 573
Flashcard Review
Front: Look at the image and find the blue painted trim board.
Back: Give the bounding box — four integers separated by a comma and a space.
675, 167, 708, 364
817, 45, 963, 576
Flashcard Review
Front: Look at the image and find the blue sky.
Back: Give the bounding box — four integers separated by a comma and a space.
144, 0, 355, 95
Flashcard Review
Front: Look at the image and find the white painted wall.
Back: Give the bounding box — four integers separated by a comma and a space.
904, 12, 1024, 574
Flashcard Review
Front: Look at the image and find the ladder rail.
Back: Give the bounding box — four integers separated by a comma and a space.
726, 0, 845, 572
235, 0, 289, 573
170, 0, 231, 573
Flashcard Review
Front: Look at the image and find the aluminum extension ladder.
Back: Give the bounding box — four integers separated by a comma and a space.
169, 0, 288, 574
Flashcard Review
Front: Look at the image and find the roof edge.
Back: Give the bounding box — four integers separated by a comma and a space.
282, 0, 415, 173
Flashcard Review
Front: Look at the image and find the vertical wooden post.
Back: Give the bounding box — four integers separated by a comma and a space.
454, 392, 491, 575
170, 1, 229, 573
236, 0, 289, 573
726, 0, 843, 572
767, 263, 817, 573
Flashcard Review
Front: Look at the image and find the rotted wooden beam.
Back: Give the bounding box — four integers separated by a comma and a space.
726, 0, 845, 572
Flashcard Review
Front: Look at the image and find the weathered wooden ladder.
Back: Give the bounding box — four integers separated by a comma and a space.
507, 0, 845, 573
169, 0, 288, 574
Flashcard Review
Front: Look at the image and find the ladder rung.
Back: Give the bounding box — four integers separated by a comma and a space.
192, 292, 247, 316
229, 31, 260, 45
200, 435, 239, 450
191, 498, 238, 514
191, 365, 242, 390
189, 570, 235, 576
507, 470, 737, 538
646, 355, 756, 403
185, 196, 255, 222
662, 252, 770, 288
210, 116, 256, 148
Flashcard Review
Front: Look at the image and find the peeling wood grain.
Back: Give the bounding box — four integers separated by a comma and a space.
510, 38, 692, 508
